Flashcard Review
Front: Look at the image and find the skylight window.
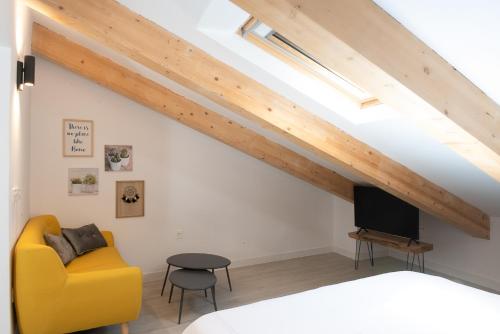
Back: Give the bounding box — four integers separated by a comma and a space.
239, 17, 381, 109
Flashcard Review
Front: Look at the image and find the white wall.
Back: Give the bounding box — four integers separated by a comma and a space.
0, 45, 13, 334
30, 59, 337, 275
0, 1, 32, 333
332, 197, 356, 258
0, 4, 14, 332
416, 214, 500, 291
10, 0, 32, 251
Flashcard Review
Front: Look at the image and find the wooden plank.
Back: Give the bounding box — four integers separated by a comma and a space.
26, 0, 490, 238
232, 0, 500, 183
348, 231, 433, 254
32, 24, 354, 201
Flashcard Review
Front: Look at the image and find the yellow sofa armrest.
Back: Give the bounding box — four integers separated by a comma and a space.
15, 244, 67, 293
57, 266, 142, 332
14, 245, 68, 334
101, 230, 114, 246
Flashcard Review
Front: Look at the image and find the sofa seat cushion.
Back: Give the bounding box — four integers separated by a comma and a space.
66, 246, 127, 273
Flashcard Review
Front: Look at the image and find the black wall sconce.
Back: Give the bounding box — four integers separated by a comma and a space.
17, 55, 36, 91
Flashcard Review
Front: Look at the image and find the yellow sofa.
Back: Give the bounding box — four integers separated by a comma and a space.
14, 215, 142, 334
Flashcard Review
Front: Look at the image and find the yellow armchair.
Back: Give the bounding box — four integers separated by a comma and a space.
14, 215, 142, 334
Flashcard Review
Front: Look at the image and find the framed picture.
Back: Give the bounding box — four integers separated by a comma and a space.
63, 119, 94, 157
105, 145, 133, 171
116, 180, 144, 218
68, 168, 99, 196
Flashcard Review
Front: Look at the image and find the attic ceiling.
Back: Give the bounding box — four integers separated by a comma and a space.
28, 0, 500, 217
374, 0, 500, 106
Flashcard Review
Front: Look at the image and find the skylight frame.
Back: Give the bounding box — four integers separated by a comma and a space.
239, 16, 381, 109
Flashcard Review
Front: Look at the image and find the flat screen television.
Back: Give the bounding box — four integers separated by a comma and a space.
354, 186, 419, 240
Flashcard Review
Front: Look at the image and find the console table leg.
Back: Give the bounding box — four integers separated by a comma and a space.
354, 240, 361, 270
370, 242, 374, 266
348, 231, 432, 273
366, 241, 374, 267
365, 241, 370, 266
368, 241, 375, 267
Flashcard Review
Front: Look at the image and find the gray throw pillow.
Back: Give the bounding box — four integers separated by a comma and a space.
62, 223, 108, 256
44, 233, 77, 265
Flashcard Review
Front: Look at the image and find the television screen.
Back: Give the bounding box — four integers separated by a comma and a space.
354, 186, 419, 240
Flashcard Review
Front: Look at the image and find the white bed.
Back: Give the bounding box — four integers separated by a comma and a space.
184, 271, 500, 334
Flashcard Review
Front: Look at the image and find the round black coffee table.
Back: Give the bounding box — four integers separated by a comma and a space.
168, 269, 217, 324
160, 253, 232, 297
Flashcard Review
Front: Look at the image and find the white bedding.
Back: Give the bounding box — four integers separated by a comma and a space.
183, 271, 500, 334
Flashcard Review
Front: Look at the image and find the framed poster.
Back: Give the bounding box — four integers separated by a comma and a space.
63, 119, 94, 157
116, 180, 145, 218
68, 168, 99, 196
105, 145, 133, 171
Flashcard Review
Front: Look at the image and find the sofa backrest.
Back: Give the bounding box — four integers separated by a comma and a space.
17, 214, 61, 245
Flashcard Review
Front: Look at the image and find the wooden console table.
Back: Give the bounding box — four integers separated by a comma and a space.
348, 230, 433, 272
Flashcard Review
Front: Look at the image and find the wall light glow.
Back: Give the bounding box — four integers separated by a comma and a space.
15, 0, 28, 56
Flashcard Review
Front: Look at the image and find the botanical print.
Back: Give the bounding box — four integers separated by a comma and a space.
63, 119, 93, 157
105, 145, 133, 171
68, 168, 99, 195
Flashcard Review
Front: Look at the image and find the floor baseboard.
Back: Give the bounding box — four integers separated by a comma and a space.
389, 251, 500, 293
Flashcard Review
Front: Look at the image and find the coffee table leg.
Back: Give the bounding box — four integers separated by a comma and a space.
178, 288, 185, 324
204, 289, 207, 298
211, 286, 217, 311
160, 264, 171, 296
225, 266, 232, 291
168, 284, 174, 303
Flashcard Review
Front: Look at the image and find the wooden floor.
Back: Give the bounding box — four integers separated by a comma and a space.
78, 252, 478, 334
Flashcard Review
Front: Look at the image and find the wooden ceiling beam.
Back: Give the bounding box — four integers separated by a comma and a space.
26, 0, 490, 238
231, 0, 500, 182
32, 24, 355, 201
